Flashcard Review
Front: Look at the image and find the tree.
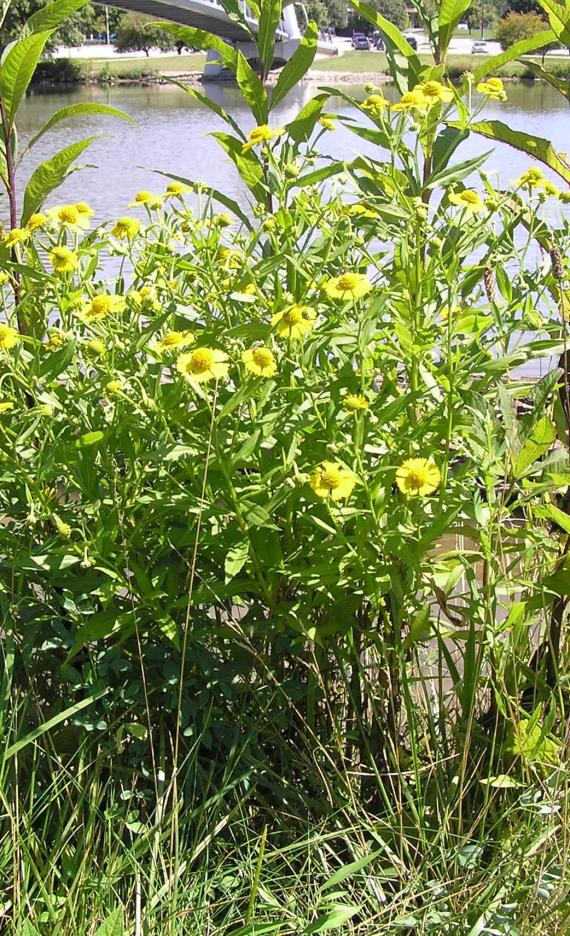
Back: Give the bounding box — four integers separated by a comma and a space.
349, 0, 408, 33
303, 0, 348, 29
114, 12, 175, 56
0, 2, 126, 54
495, 10, 547, 47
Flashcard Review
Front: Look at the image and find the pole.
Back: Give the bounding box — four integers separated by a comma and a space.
105, 5, 110, 45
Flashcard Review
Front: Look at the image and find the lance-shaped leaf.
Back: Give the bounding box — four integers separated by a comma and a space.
0, 30, 53, 128
258, 0, 283, 74
153, 169, 253, 230
271, 20, 318, 110
349, 0, 422, 93
286, 90, 329, 143
519, 59, 570, 104
448, 119, 570, 184
20, 103, 131, 160
24, 0, 90, 34
21, 135, 99, 224
211, 131, 266, 202
235, 49, 268, 124
438, 0, 473, 59
472, 29, 556, 82
538, 0, 570, 45
155, 23, 238, 70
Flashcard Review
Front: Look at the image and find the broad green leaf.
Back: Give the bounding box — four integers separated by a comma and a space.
24, 0, 90, 34
479, 774, 524, 788
285, 90, 329, 143
512, 415, 556, 478
155, 23, 238, 70
538, 0, 570, 45
21, 135, 99, 224
225, 539, 250, 582
211, 131, 266, 202
449, 119, 570, 185
0, 31, 53, 127
93, 908, 124, 936
258, 0, 282, 74
21, 103, 131, 158
535, 503, 570, 535
473, 29, 556, 82
438, 0, 473, 57
517, 59, 570, 104
304, 905, 359, 934
426, 149, 491, 190
349, 0, 422, 92
432, 125, 469, 175
76, 430, 105, 447
235, 49, 268, 124
21, 925, 41, 936
271, 20, 318, 109
3, 687, 108, 759
0, 0, 11, 31
3, 553, 81, 572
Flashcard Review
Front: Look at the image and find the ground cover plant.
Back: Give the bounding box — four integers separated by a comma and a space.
0, 0, 570, 933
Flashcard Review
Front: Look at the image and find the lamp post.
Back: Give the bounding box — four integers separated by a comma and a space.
105, 5, 110, 45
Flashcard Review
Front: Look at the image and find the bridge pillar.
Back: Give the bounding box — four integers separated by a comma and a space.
203, 48, 225, 80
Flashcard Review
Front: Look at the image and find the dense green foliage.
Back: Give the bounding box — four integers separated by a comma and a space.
114, 11, 177, 55
496, 9, 548, 45
0, 0, 570, 933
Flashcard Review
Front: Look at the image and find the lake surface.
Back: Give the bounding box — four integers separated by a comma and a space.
17, 80, 570, 223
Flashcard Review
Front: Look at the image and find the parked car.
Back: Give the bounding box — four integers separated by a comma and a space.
352, 33, 371, 50
457, 22, 469, 30
403, 33, 418, 50
472, 39, 488, 53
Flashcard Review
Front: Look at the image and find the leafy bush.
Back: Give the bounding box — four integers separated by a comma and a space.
0, 0, 569, 932
32, 57, 86, 85
496, 10, 549, 47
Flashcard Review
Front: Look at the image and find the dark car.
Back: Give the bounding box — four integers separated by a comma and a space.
404, 34, 418, 50
352, 32, 370, 50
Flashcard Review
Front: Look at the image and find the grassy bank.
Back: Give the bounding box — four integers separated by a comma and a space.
313, 49, 570, 79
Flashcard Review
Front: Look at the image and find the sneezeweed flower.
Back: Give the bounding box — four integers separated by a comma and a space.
396, 458, 441, 497
166, 181, 190, 196
45, 330, 67, 351
439, 304, 462, 322
212, 213, 233, 228
0, 400, 15, 414
50, 246, 78, 274
176, 347, 229, 383
310, 461, 357, 501
476, 76, 507, 101
324, 272, 372, 301
129, 191, 157, 205
417, 81, 453, 105
112, 216, 141, 239
361, 94, 389, 116
343, 394, 369, 411
319, 114, 338, 130
129, 285, 160, 310
27, 213, 48, 233
343, 203, 376, 220
542, 180, 560, 198
0, 272, 9, 286
448, 189, 485, 213
392, 89, 428, 111
242, 124, 285, 152
83, 293, 126, 321
152, 331, 194, 353
0, 323, 20, 351
37, 403, 54, 417
52, 204, 90, 232
85, 338, 106, 357
262, 216, 276, 232
517, 166, 544, 188
216, 247, 244, 269
272, 304, 316, 340
3, 227, 30, 249
76, 202, 94, 219
242, 346, 277, 377
105, 379, 124, 396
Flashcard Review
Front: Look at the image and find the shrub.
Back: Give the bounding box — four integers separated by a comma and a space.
32, 57, 86, 85
496, 10, 548, 48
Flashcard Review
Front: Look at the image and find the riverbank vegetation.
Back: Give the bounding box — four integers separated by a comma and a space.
1, 0, 570, 933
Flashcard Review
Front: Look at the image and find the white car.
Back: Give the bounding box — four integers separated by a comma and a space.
458, 22, 469, 31
472, 40, 488, 53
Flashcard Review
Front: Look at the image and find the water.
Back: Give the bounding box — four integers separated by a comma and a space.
16, 80, 570, 224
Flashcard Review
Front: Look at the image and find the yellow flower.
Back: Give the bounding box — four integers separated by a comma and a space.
45, 330, 66, 351
242, 124, 285, 152
439, 304, 461, 322
54, 516, 72, 538
242, 346, 277, 377
448, 189, 485, 213
476, 76, 507, 101
130, 285, 160, 310
76, 202, 94, 218
130, 191, 155, 205
166, 181, 190, 195
27, 213, 48, 233
392, 89, 428, 111
310, 461, 357, 501
319, 114, 338, 130
396, 458, 441, 497
0, 400, 15, 414
105, 379, 124, 395
216, 246, 244, 269
53, 204, 90, 231
324, 272, 372, 301
213, 213, 233, 228
50, 246, 78, 273
0, 323, 20, 351
176, 347, 229, 383
152, 331, 194, 353
361, 94, 389, 116
416, 81, 453, 105
343, 394, 368, 411
84, 294, 126, 321
85, 338, 106, 357
343, 203, 376, 219
0, 272, 9, 285
112, 216, 141, 239
543, 180, 559, 198
3, 227, 30, 249
37, 403, 53, 417
517, 166, 544, 188
271, 304, 316, 340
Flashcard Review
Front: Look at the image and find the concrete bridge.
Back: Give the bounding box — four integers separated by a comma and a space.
109, 0, 336, 76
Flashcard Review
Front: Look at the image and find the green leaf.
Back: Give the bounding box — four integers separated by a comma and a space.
20, 925, 41, 936
3, 687, 108, 759
517, 59, 570, 104
432, 126, 469, 175
438, 0, 473, 57
235, 49, 268, 123
304, 905, 360, 934
472, 29, 556, 82
426, 149, 491, 190
286, 90, 329, 143
535, 503, 570, 535
211, 131, 266, 202
479, 774, 524, 788
0, 31, 53, 128
271, 20, 318, 109
450, 119, 570, 185
24, 0, 90, 34
537, 0, 570, 45
320, 850, 381, 892
155, 23, 238, 70
21, 135, 99, 224
76, 430, 105, 447
93, 909, 124, 936
3, 553, 81, 572
512, 415, 556, 478
22, 103, 131, 158
153, 170, 253, 230
225, 539, 250, 582
349, 0, 422, 92
258, 0, 283, 74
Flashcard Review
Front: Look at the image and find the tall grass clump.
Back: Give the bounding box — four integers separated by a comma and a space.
0, 0, 569, 933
